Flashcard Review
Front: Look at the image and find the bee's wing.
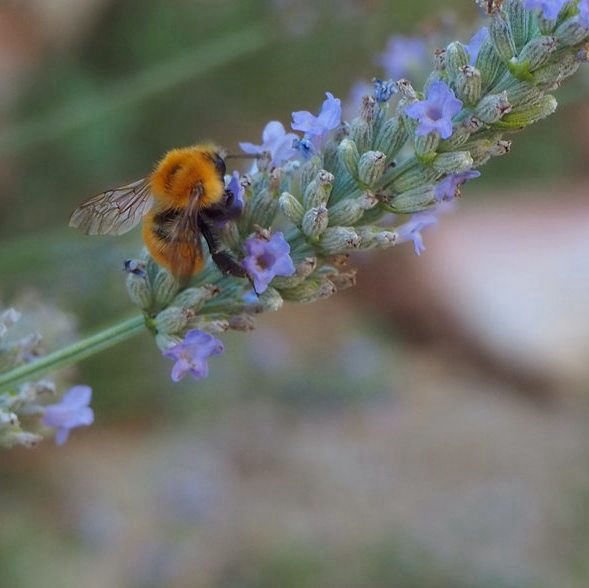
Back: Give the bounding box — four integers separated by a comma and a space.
167, 184, 204, 279
69, 177, 154, 236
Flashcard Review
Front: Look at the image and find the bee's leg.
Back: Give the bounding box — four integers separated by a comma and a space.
198, 216, 247, 279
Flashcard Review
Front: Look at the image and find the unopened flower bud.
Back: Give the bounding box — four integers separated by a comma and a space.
387, 160, 440, 192
280, 278, 336, 304
155, 333, 182, 351
172, 285, 219, 312
445, 42, 470, 80
349, 96, 376, 151
356, 226, 398, 250
475, 38, 504, 89
155, 307, 190, 335
475, 92, 512, 123
516, 36, 557, 71
432, 151, 474, 174
319, 227, 362, 254
456, 65, 482, 105
415, 133, 440, 160
126, 272, 152, 310
555, 19, 589, 47
386, 185, 436, 214
373, 115, 409, 159
228, 314, 256, 331
255, 287, 283, 313
358, 151, 387, 186
506, 0, 530, 48
302, 206, 329, 239
495, 94, 557, 128
489, 13, 516, 61
338, 138, 360, 178
303, 170, 334, 209
328, 192, 378, 226
152, 269, 181, 308
247, 189, 278, 229
279, 192, 305, 225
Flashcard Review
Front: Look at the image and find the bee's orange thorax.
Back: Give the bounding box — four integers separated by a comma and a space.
149, 145, 225, 209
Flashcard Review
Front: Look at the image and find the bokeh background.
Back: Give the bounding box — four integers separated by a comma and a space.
2, 0, 589, 586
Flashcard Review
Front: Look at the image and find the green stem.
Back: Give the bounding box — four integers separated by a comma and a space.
0, 315, 146, 393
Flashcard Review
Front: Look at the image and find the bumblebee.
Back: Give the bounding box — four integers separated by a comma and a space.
69, 144, 246, 281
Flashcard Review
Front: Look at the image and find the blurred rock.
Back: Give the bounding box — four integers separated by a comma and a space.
359, 185, 589, 396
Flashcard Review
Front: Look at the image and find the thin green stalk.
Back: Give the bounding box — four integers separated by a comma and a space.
0, 315, 146, 393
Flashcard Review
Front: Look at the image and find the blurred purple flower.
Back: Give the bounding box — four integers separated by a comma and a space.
291, 92, 342, 141
579, 0, 589, 26
435, 170, 481, 202
466, 26, 489, 64
240, 121, 298, 166
42, 385, 94, 445
223, 171, 245, 219
242, 232, 295, 294
405, 80, 462, 139
395, 212, 438, 255
163, 330, 224, 382
523, 0, 569, 20
377, 36, 429, 80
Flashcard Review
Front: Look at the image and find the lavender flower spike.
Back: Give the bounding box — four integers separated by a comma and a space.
395, 212, 438, 256
405, 81, 463, 140
435, 171, 481, 202
163, 330, 224, 382
242, 232, 296, 294
42, 385, 94, 445
291, 92, 342, 139
240, 121, 298, 166
523, 0, 569, 21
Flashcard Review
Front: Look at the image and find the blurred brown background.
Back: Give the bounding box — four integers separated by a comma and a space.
2, 0, 589, 586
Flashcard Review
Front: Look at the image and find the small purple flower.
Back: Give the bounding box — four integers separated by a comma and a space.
579, 0, 589, 27
242, 232, 296, 294
42, 385, 94, 445
291, 92, 342, 141
434, 170, 481, 202
378, 36, 429, 80
292, 137, 315, 159
523, 0, 569, 20
466, 26, 489, 65
239, 121, 298, 166
373, 79, 397, 103
225, 171, 245, 212
395, 212, 438, 255
163, 330, 224, 383
405, 81, 463, 139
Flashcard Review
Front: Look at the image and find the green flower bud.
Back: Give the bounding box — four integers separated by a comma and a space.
126, 272, 152, 311
152, 268, 181, 308
517, 36, 557, 73
338, 138, 360, 179
490, 13, 517, 62
319, 227, 362, 254
279, 191, 305, 225
350, 95, 376, 151
373, 115, 409, 159
385, 185, 436, 214
271, 257, 317, 289
172, 285, 220, 312
328, 192, 378, 226
415, 133, 440, 160
432, 151, 474, 173
303, 170, 334, 209
247, 188, 278, 230
300, 156, 323, 193
280, 278, 336, 304
475, 38, 505, 90
505, 0, 531, 49
555, 19, 589, 47
494, 94, 557, 128
475, 92, 512, 123
155, 307, 190, 335
188, 318, 229, 333
220, 220, 241, 251
455, 65, 482, 105
302, 206, 329, 239
502, 80, 543, 108
445, 42, 470, 80
327, 269, 357, 291
255, 287, 283, 313
386, 160, 440, 193
356, 226, 398, 250
533, 53, 580, 88
358, 151, 387, 186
